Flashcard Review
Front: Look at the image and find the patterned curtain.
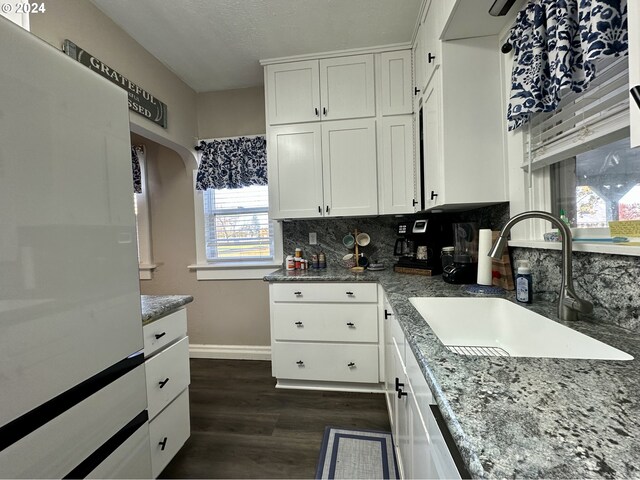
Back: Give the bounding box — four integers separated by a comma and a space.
131, 145, 142, 194
195, 135, 267, 190
507, 0, 628, 130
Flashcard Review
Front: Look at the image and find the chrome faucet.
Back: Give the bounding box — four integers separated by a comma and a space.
488, 211, 593, 322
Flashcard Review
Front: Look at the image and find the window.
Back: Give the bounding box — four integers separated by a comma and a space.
551, 137, 640, 228
202, 185, 274, 262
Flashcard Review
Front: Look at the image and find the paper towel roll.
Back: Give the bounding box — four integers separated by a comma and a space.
477, 229, 493, 286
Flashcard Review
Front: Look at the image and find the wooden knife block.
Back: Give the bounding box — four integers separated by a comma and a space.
491, 231, 514, 290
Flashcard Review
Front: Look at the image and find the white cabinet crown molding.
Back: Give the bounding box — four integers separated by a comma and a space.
260, 42, 412, 66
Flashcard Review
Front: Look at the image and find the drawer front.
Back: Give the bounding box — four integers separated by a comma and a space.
146, 336, 190, 420
149, 389, 190, 479
0, 365, 147, 479
271, 282, 377, 303
272, 304, 378, 342
273, 342, 379, 383
143, 309, 187, 358
87, 422, 152, 479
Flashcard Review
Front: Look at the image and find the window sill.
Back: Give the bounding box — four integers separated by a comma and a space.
139, 263, 157, 280
508, 240, 640, 256
188, 263, 282, 280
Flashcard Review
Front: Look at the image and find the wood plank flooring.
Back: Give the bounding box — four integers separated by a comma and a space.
159, 359, 390, 479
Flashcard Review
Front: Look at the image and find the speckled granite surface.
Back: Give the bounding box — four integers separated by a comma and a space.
141, 295, 193, 325
264, 267, 640, 479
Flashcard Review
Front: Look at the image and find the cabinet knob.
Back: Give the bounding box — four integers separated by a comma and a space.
398, 388, 408, 399
345, 291, 354, 296
347, 362, 356, 368
430, 190, 438, 200
318, 205, 322, 214
159, 437, 168, 451
154, 332, 166, 340
294, 291, 302, 296
428, 52, 436, 64
315, 107, 319, 116
414, 87, 420, 96
326, 205, 330, 214
295, 321, 303, 327
296, 360, 304, 366
384, 309, 392, 320
412, 199, 418, 206
323, 107, 327, 116
346, 322, 355, 327
158, 378, 170, 389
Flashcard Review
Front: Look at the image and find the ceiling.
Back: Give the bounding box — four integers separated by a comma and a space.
91, 0, 422, 93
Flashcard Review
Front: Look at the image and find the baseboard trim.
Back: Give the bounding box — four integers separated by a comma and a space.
189, 344, 272, 361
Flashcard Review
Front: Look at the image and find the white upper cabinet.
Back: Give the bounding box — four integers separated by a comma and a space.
322, 119, 378, 217
266, 60, 321, 125
266, 54, 375, 125
415, 0, 442, 95
629, 0, 640, 148
268, 123, 324, 219
319, 54, 376, 120
379, 115, 416, 214
380, 51, 413, 116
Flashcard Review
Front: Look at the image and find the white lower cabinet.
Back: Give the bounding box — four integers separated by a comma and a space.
143, 308, 191, 478
269, 282, 380, 389
86, 422, 152, 479
383, 293, 461, 480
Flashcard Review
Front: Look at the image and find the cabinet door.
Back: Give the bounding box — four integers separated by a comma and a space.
380, 51, 413, 116
410, 391, 433, 480
380, 115, 416, 214
319, 54, 375, 120
421, 0, 442, 90
394, 340, 411, 480
629, 0, 640, 148
321, 119, 378, 216
268, 124, 324, 219
266, 60, 320, 125
422, 77, 443, 208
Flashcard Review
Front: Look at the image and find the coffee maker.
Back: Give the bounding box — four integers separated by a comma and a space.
394, 218, 450, 274
442, 222, 479, 284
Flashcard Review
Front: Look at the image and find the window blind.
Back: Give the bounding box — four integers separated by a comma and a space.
203, 185, 274, 262
524, 57, 630, 172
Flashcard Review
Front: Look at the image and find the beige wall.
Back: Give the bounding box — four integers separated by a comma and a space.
197, 87, 266, 139
30, 0, 198, 167
134, 134, 270, 346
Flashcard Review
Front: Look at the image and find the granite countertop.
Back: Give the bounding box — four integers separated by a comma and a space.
141, 295, 193, 325
264, 267, 640, 479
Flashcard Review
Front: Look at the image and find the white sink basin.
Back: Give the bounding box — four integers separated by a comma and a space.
409, 297, 633, 361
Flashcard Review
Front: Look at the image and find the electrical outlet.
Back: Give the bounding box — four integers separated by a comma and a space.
309, 232, 318, 245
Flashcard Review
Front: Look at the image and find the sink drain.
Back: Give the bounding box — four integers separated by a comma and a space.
446, 345, 510, 356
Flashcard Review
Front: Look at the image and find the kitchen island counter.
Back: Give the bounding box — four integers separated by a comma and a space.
264, 267, 640, 479
141, 295, 193, 325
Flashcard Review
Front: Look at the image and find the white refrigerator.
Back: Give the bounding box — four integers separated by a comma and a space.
0, 18, 151, 478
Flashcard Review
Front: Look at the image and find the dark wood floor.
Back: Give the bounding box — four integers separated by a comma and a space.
160, 359, 390, 479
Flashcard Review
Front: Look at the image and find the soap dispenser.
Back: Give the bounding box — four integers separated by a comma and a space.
516, 260, 533, 304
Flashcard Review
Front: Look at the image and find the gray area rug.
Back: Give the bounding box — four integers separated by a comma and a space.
316, 427, 399, 479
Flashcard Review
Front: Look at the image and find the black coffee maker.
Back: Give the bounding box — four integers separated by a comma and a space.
442, 222, 479, 284
394, 218, 450, 274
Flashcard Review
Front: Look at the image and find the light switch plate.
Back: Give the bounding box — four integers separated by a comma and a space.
309, 232, 317, 245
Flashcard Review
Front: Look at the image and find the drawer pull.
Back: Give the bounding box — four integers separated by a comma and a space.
154, 332, 167, 340
294, 291, 302, 296
347, 362, 356, 368
296, 360, 304, 366
294, 321, 303, 327
384, 309, 392, 320
346, 322, 355, 327
159, 437, 168, 451
398, 388, 408, 399
158, 378, 170, 389
345, 291, 354, 296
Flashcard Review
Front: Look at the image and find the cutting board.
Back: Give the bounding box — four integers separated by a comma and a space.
491, 231, 514, 290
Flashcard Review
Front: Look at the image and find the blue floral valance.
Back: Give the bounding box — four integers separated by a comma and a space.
131, 145, 142, 194
507, 0, 628, 130
195, 135, 267, 190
